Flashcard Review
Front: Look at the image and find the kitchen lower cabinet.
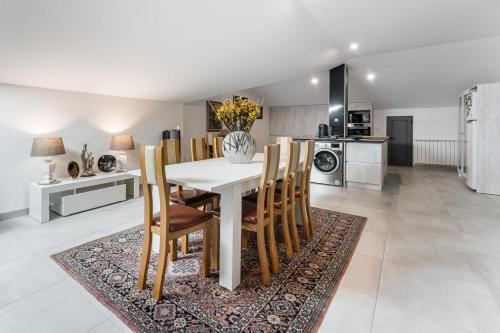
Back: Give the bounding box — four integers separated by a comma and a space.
345, 141, 387, 191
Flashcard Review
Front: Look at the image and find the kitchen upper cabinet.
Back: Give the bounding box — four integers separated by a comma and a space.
269, 105, 328, 138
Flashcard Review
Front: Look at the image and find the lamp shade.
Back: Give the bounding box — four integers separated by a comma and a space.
110, 135, 135, 151
30, 137, 66, 157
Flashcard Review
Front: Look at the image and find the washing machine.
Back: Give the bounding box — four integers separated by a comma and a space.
311, 141, 344, 186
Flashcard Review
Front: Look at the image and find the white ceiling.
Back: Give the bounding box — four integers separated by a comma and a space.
1, 0, 500, 106
250, 36, 500, 109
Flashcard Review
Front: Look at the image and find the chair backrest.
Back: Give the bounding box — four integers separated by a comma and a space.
276, 136, 292, 159
256, 144, 281, 222
161, 139, 181, 165
300, 140, 315, 195
213, 136, 224, 158
140, 145, 170, 232
191, 137, 208, 161
281, 142, 301, 199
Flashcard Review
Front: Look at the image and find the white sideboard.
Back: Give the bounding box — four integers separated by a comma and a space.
29, 172, 139, 223
345, 141, 388, 191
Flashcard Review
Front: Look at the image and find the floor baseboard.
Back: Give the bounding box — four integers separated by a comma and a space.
0, 208, 29, 221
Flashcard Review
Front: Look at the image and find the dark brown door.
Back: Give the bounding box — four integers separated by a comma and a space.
387, 116, 413, 166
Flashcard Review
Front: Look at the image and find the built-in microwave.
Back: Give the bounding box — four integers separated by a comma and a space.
348, 110, 370, 124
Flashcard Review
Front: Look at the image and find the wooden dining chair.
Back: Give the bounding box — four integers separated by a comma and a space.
297, 140, 315, 239
275, 141, 301, 257
191, 137, 208, 161
211, 144, 281, 285
276, 136, 292, 159
213, 136, 224, 158
137, 145, 212, 300
244, 141, 301, 259
161, 139, 217, 260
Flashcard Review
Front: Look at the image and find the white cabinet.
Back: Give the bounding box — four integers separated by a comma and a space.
346, 163, 382, 185
346, 142, 382, 163
345, 141, 387, 191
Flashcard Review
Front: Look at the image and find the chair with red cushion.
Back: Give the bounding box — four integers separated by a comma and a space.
244, 141, 301, 259
137, 145, 213, 300
161, 139, 218, 260
211, 144, 281, 285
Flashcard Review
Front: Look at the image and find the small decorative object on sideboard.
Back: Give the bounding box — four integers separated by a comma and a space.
30, 137, 66, 185
98, 155, 117, 172
110, 135, 135, 172
210, 95, 262, 164
67, 161, 80, 178
80, 144, 96, 177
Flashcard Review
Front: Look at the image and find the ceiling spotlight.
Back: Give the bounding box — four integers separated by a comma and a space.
366, 73, 376, 81
350, 43, 359, 51
311, 77, 319, 85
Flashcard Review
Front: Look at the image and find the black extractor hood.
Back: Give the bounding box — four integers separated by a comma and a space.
328, 64, 348, 137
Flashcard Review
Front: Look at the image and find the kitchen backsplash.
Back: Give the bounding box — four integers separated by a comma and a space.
269, 104, 328, 139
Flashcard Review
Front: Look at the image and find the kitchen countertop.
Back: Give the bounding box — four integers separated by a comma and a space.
335, 136, 389, 143
291, 136, 389, 143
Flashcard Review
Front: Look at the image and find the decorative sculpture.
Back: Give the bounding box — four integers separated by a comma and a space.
80, 144, 96, 177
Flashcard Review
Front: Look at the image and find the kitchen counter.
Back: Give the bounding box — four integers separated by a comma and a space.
334, 136, 389, 143
291, 136, 389, 143
344, 140, 388, 191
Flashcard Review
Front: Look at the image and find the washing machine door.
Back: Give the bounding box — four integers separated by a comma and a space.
313, 149, 340, 174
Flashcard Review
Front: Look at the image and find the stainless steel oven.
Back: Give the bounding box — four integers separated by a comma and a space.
347, 123, 371, 136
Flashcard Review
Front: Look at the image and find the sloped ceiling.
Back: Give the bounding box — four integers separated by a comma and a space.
1, 0, 500, 107
250, 36, 500, 108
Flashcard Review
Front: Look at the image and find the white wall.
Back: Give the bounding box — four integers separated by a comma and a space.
0, 84, 184, 215
373, 106, 459, 166
373, 106, 458, 139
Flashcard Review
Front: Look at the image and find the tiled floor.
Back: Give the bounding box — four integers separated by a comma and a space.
1, 166, 500, 332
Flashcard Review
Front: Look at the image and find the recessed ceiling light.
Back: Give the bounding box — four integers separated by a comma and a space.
350, 43, 359, 51
311, 77, 319, 85
366, 73, 376, 81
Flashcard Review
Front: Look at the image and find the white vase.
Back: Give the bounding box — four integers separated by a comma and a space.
222, 131, 256, 164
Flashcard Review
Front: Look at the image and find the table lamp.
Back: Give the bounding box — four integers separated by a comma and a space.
30, 137, 66, 185
110, 135, 135, 172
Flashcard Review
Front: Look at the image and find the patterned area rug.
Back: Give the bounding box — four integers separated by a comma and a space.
52, 208, 366, 333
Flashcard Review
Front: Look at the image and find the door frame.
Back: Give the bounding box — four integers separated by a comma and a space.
386, 116, 413, 167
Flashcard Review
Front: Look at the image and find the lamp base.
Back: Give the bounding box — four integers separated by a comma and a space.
37, 159, 60, 185
115, 153, 128, 173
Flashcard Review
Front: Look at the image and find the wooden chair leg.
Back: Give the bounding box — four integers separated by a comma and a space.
169, 239, 178, 261
211, 221, 220, 270
299, 196, 311, 240
153, 237, 169, 300
241, 230, 249, 249
281, 207, 294, 259
267, 219, 280, 274
181, 235, 189, 255
138, 230, 152, 289
289, 203, 301, 253
306, 196, 315, 236
202, 224, 211, 277
256, 228, 271, 285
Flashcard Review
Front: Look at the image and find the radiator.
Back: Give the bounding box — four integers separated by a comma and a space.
413, 139, 458, 166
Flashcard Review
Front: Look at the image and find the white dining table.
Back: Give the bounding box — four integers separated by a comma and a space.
128, 152, 303, 291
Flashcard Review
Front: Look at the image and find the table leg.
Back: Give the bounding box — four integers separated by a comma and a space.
218, 185, 242, 291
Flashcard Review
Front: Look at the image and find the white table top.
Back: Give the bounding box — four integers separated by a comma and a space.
128, 153, 301, 193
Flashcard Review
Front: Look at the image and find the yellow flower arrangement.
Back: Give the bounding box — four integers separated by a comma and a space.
213, 96, 262, 132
